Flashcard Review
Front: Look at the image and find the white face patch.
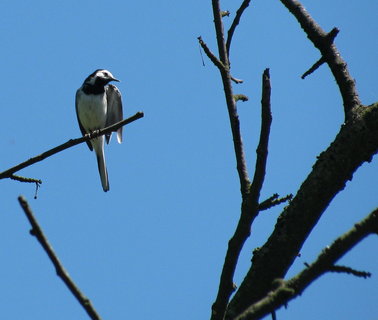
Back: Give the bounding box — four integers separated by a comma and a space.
86, 69, 115, 85
96, 70, 114, 80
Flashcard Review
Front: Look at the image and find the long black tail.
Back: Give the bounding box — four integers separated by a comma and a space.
96, 148, 109, 192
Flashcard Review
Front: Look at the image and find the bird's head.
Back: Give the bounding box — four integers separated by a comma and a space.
84, 69, 120, 86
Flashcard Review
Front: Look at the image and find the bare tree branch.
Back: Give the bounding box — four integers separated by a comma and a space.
301, 56, 326, 79
212, 0, 229, 67
10, 174, 42, 184
301, 28, 338, 79
0, 112, 144, 180
209, 0, 251, 196
226, 0, 251, 57
211, 69, 273, 320
328, 265, 371, 279
249, 69, 272, 198
258, 193, 293, 212
279, 0, 361, 120
198, 36, 228, 72
233, 208, 378, 320
198, 37, 244, 84
18, 196, 103, 320
226, 102, 378, 319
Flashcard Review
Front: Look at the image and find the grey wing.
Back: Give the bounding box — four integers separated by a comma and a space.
105, 84, 123, 144
75, 89, 93, 151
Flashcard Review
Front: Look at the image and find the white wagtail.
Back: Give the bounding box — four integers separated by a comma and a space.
76, 69, 123, 192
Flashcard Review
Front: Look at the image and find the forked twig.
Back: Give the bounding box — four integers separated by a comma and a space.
211, 69, 273, 320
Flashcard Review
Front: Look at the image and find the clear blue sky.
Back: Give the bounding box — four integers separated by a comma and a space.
1, 1, 377, 319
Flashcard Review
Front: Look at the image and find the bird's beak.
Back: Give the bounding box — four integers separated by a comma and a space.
112, 77, 120, 82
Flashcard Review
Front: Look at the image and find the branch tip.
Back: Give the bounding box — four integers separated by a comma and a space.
329, 265, 372, 279
301, 57, 326, 79
18, 196, 103, 320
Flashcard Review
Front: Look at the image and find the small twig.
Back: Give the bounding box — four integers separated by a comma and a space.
198, 37, 244, 83
279, 0, 361, 119
10, 174, 42, 184
0, 112, 144, 180
18, 196, 103, 320
10, 175, 42, 199
325, 27, 339, 44
234, 208, 378, 320
259, 193, 293, 211
301, 56, 326, 79
226, 0, 251, 57
328, 265, 371, 279
301, 28, 339, 79
197, 36, 227, 72
231, 76, 244, 84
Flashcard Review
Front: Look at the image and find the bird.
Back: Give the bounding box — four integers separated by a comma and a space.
75, 69, 123, 192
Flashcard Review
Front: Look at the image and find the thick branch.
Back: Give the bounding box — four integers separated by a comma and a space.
234, 208, 378, 320
18, 196, 102, 320
211, 69, 272, 320
0, 112, 144, 180
279, 0, 361, 120
226, 103, 378, 319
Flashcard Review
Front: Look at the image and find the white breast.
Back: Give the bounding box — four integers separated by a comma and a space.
77, 91, 107, 132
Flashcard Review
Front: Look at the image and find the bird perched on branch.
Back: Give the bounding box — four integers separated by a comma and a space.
75, 69, 123, 192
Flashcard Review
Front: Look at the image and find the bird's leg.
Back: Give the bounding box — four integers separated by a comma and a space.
88, 129, 101, 139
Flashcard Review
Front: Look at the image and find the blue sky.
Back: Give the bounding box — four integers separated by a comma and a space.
1, 1, 377, 319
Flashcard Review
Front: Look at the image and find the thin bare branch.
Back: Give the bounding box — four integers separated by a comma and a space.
10, 174, 42, 184
249, 68, 272, 198
198, 37, 244, 83
227, 103, 378, 319
301, 56, 326, 79
211, 69, 272, 320
231, 76, 244, 84
18, 196, 103, 320
234, 208, 378, 320
209, 1, 251, 195
226, 0, 251, 57
198, 36, 228, 72
0, 112, 144, 180
258, 193, 293, 212
279, 0, 361, 120
328, 265, 371, 279
212, 0, 229, 66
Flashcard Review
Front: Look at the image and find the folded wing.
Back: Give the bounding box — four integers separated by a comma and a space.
105, 84, 123, 144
